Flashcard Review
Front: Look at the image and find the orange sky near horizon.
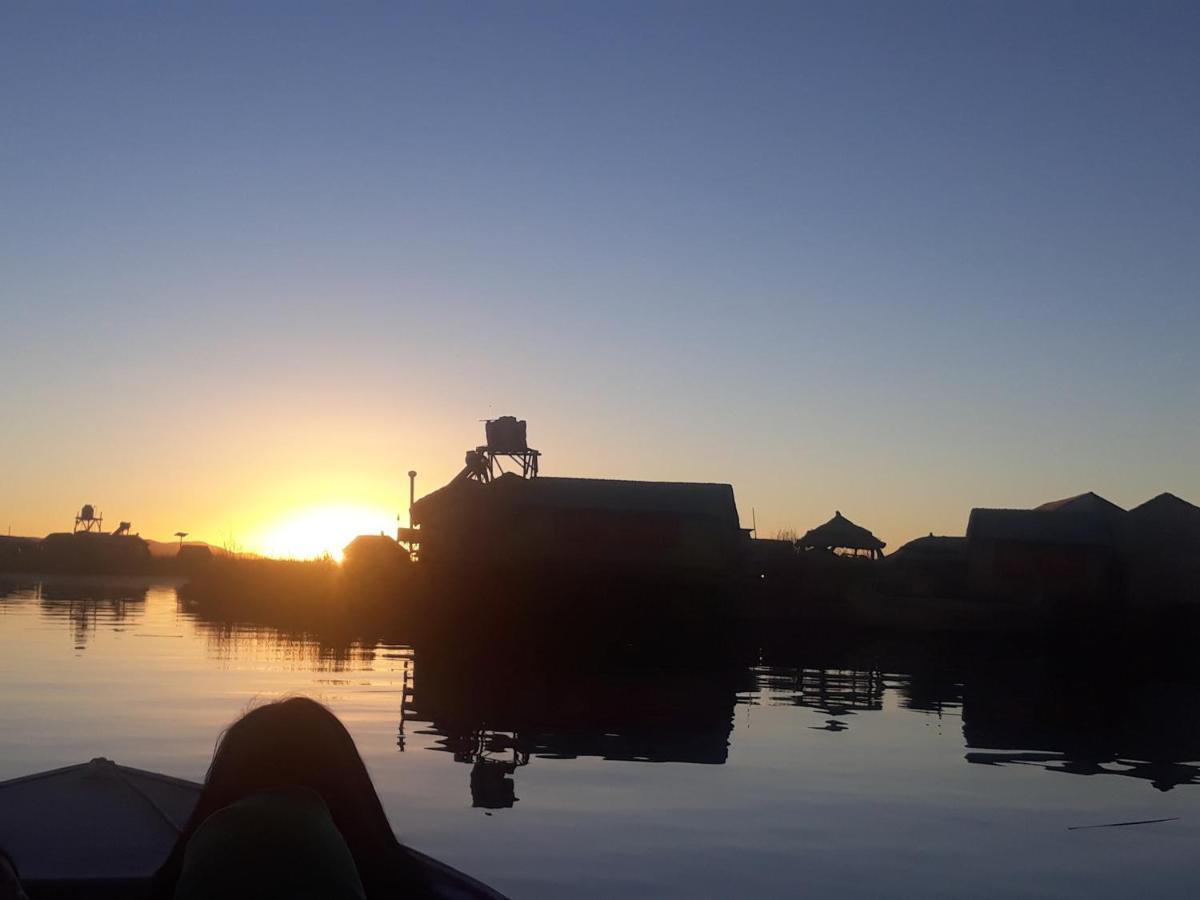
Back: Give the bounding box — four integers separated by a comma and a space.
4, 411, 1195, 560
4, 7, 1199, 560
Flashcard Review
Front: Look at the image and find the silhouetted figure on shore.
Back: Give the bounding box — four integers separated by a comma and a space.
152, 698, 432, 899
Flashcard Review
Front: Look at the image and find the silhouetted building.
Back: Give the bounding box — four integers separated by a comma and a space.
343, 534, 408, 569
889, 535, 967, 563
965, 509, 1116, 608
747, 537, 798, 580
175, 544, 214, 568
342, 533, 412, 598
1120, 492, 1200, 609
411, 472, 743, 583
880, 535, 968, 599
0, 536, 41, 571
38, 532, 152, 574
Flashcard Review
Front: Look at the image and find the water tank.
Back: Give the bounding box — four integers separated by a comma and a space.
485, 417, 528, 453
80, 505, 95, 521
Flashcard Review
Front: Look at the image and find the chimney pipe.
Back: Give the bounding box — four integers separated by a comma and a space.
407, 471, 417, 524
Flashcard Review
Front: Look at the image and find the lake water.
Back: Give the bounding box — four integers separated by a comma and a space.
3, 576, 1200, 898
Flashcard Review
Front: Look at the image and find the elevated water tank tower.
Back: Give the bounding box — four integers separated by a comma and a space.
466, 416, 540, 482
74, 505, 103, 534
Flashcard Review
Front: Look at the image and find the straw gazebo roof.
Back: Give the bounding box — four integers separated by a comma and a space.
798, 511, 886, 556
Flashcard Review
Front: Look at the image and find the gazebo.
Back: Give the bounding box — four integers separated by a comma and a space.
798, 511, 886, 560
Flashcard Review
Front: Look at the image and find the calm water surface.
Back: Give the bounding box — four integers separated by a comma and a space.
3, 576, 1200, 898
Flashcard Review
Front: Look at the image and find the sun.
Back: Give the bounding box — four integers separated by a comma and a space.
252, 504, 396, 561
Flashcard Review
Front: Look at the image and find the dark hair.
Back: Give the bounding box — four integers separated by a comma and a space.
154, 697, 426, 897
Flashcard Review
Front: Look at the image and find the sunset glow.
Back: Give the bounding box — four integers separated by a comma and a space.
249, 504, 397, 561
2, 4, 1197, 555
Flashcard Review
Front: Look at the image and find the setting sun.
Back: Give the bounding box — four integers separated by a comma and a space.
250, 504, 397, 561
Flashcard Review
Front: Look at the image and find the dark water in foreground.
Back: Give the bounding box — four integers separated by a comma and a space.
3, 578, 1200, 898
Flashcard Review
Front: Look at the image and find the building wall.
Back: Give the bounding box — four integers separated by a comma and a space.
967, 539, 1113, 608
418, 502, 741, 577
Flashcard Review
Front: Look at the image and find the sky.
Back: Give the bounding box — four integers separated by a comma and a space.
2, 1, 1198, 557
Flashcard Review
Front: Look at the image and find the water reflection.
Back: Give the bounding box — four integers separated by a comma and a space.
0, 578, 150, 649
748, 666, 886, 720
404, 652, 745, 807
963, 660, 1200, 791
193, 618, 401, 673
5, 579, 1200, 801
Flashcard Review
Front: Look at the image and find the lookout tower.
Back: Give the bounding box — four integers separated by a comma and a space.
74, 504, 103, 534
463, 416, 540, 483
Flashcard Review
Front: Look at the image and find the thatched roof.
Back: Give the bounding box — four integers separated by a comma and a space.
1035, 492, 1125, 517
889, 535, 966, 561
798, 511, 885, 552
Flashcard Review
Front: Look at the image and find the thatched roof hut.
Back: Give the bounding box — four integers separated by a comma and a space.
888, 535, 967, 563
798, 511, 885, 559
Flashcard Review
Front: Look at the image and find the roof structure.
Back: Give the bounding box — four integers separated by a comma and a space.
413, 473, 740, 527
967, 509, 1114, 546
1035, 492, 1125, 517
888, 535, 967, 561
1129, 492, 1200, 521
798, 511, 885, 555
1123, 492, 1200, 551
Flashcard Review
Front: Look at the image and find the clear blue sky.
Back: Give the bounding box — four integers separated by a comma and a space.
2, 2, 1197, 552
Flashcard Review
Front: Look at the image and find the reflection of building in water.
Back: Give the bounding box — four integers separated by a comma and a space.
748, 666, 885, 718
35, 582, 149, 648
191, 618, 413, 675
962, 659, 1200, 791
895, 669, 964, 715
406, 650, 744, 807
452, 732, 529, 809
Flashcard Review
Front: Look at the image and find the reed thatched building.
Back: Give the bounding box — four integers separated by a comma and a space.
1120, 493, 1200, 608
411, 472, 744, 583
797, 511, 885, 559
965, 508, 1116, 607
